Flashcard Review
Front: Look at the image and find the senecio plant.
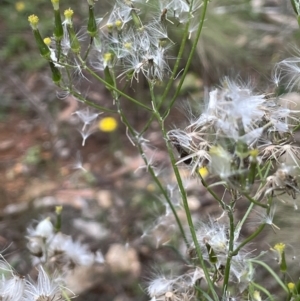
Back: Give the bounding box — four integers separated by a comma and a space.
0, 207, 104, 301
18, 0, 300, 300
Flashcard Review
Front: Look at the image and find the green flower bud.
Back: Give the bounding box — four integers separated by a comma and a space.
49, 62, 61, 83
28, 15, 50, 59
64, 9, 80, 53
53, 9, 63, 41
104, 66, 114, 92
205, 242, 218, 264
87, 5, 97, 37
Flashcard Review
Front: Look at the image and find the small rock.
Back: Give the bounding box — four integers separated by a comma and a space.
105, 243, 141, 278
96, 190, 113, 209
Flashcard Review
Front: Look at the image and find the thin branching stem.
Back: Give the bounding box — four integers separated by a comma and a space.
163, 0, 209, 119
158, 119, 219, 300
250, 259, 289, 294
222, 197, 236, 296
75, 56, 152, 111
71, 91, 117, 113
244, 192, 269, 208
199, 175, 226, 210
147, 80, 188, 246
139, 0, 210, 136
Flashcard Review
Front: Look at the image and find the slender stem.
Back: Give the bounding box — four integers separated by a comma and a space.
159, 118, 218, 300
250, 259, 289, 294
244, 192, 269, 208
222, 200, 235, 296
239, 202, 254, 232
138, 143, 189, 247
71, 91, 117, 113
163, 0, 209, 119
85, 65, 152, 111
239, 161, 273, 230
146, 80, 188, 246
74, 55, 152, 111
292, 122, 300, 133
83, 36, 94, 61
199, 175, 226, 210
233, 223, 265, 256
113, 90, 189, 247
233, 196, 272, 257
250, 282, 275, 301
159, 5, 193, 105
139, 0, 210, 136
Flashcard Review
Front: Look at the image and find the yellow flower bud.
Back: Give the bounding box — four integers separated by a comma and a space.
249, 149, 259, 157
51, 0, 59, 10
103, 52, 113, 64
115, 19, 123, 30
198, 166, 209, 179
43, 37, 51, 46
64, 8, 74, 19
28, 14, 39, 29
15, 1, 25, 12
106, 23, 114, 32
55, 205, 63, 215
253, 290, 261, 301
124, 42, 132, 50
288, 282, 295, 291
99, 117, 118, 132
273, 243, 285, 254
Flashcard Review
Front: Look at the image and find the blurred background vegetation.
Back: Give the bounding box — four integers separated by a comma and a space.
1, 0, 300, 300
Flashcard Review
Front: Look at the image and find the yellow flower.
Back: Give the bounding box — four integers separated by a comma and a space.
55, 205, 63, 215
273, 242, 285, 255
28, 14, 39, 29
288, 282, 295, 292
198, 166, 209, 179
103, 52, 113, 64
249, 149, 259, 157
98, 117, 118, 132
115, 19, 123, 30
64, 8, 74, 19
51, 0, 60, 10
253, 291, 261, 301
15, 1, 25, 12
106, 23, 114, 32
43, 37, 51, 46
124, 42, 132, 50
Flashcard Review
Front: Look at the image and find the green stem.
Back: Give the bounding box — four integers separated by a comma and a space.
113, 90, 189, 247
239, 202, 254, 232
199, 175, 226, 210
71, 91, 117, 113
233, 197, 272, 256
250, 282, 275, 301
222, 202, 235, 296
85, 65, 151, 111
163, 0, 210, 119
239, 161, 273, 231
232, 223, 265, 256
159, 118, 218, 300
76, 57, 152, 111
138, 143, 189, 247
250, 259, 289, 294
293, 122, 300, 133
146, 80, 188, 247
244, 192, 269, 208
139, 0, 210, 136
83, 36, 94, 61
